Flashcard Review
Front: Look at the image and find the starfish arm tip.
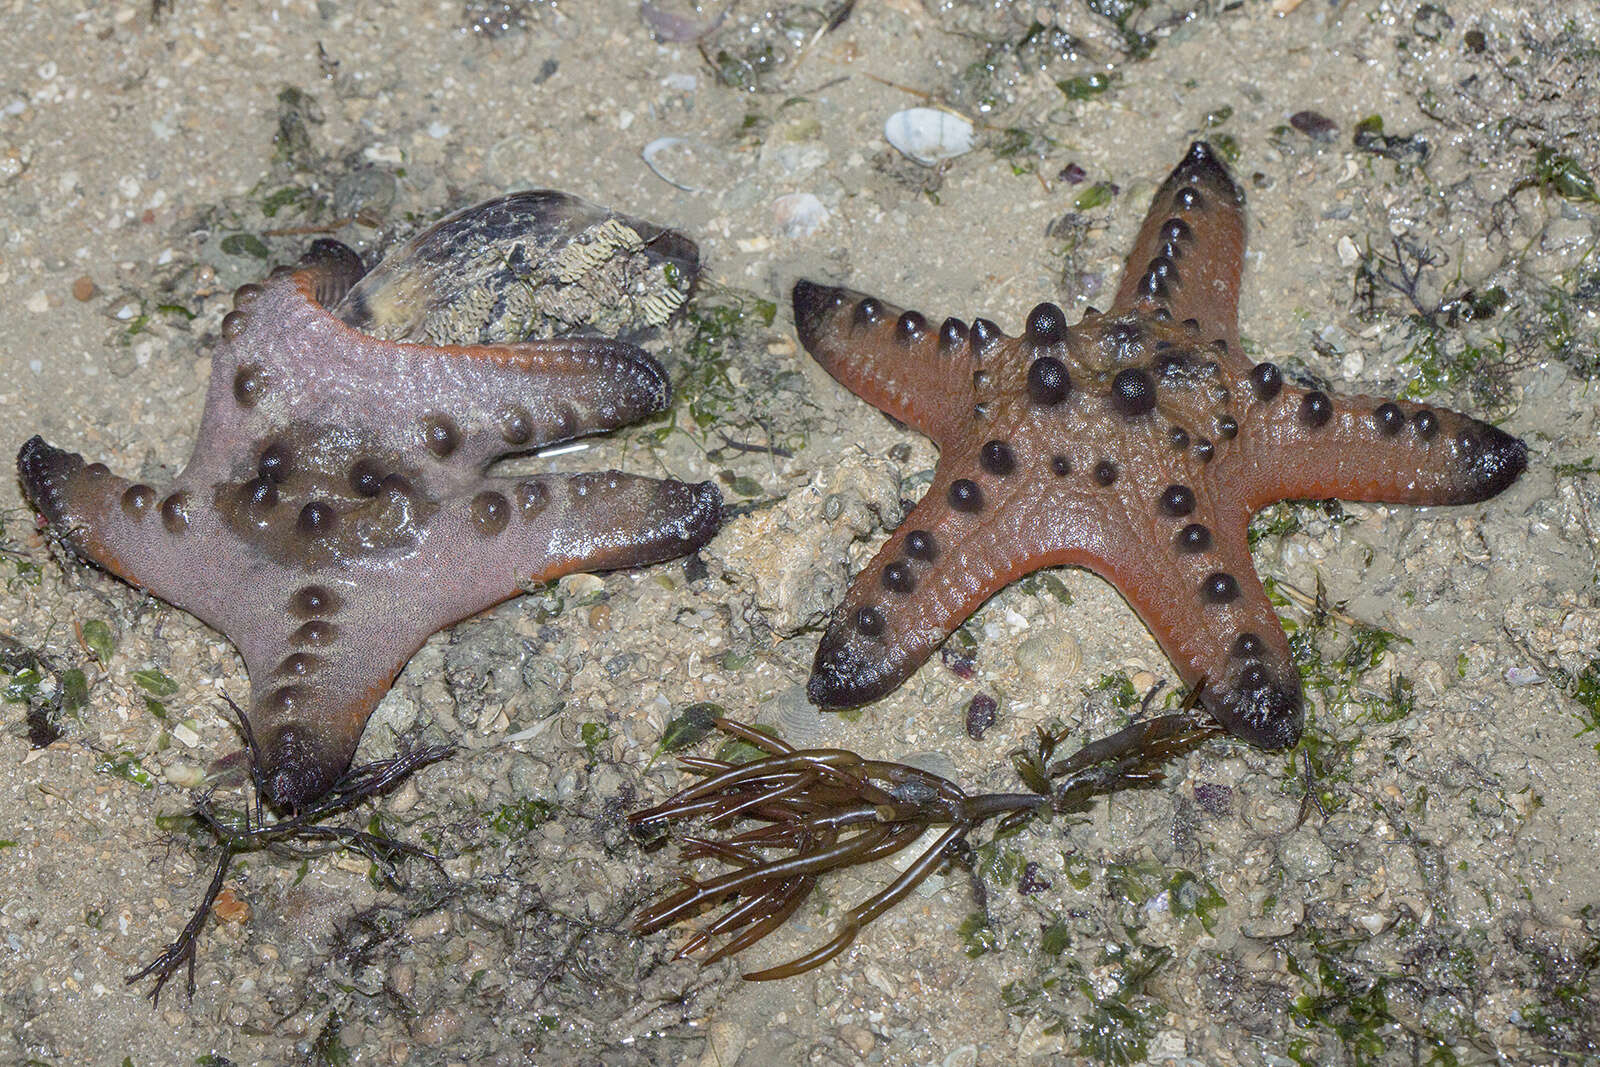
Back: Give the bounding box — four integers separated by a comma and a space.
641, 477, 725, 560
256, 722, 351, 814
1458, 423, 1527, 502
807, 622, 906, 710
792, 278, 849, 357
1180, 141, 1239, 193
17, 434, 80, 527
791, 277, 977, 442
15, 436, 223, 608
1208, 671, 1304, 750
1111, 142, 1246, 344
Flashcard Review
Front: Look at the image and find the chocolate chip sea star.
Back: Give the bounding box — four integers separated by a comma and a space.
792, 142, 1526, 748
19, 238, 721, 810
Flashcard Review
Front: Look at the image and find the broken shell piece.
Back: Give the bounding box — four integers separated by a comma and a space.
896, 750, 961, 784
639, 0, 729, 42
642, 136, 738, 194
335, 190, 700, 343
883, 107, 975, 166
773, 192, 829, 239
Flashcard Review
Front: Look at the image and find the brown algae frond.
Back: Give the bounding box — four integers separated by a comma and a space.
631, 694, 1223, 980
129, 709, 453, 1006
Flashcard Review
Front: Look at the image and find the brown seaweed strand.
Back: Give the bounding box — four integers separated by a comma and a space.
714, 718, 797, 755
743, 823, 968, 981
634, 827, 888, 933
701, 877, 816, 963
633, 696, 1229, 979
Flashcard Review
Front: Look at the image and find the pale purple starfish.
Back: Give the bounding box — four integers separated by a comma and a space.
20, 238, 721, 810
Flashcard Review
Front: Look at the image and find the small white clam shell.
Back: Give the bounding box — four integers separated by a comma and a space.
778, 700, 827, 749
883, 107, 975, 166
758, 684, 827, 749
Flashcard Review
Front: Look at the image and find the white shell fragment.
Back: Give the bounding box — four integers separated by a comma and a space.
883, 107, 975, 166
642, 136, 737, 193
776, 694, 826, 749
772, 192, 829, 239
896, 750, 961, 784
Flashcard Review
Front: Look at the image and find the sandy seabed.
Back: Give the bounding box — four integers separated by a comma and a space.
2, 1, 1598, 1064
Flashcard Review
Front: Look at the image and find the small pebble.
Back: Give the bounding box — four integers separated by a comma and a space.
387, 778, 421, 813
212, 887, 251, 924
773, 192, 828, 239
840, 1024, 876, 1055
1336, 234, 1361, 268
1018, 861, 1052, 895
942, 642, 976, 680
965, 693, 997, 739
561, 573, 605, 598
163, 761, 204, 789
71, 276, 96, 301
406, 911, 451, 941
413, 1007, 464, 1047
1289, 110, 1339, 143
1277, 828, 1334, 880
388, 962, 416, 999
697, 1021, 744, 1067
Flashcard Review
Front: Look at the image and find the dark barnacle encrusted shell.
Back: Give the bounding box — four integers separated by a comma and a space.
336, 190, 701, 345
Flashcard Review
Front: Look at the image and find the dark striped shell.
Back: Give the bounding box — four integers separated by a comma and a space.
335, 190, 700, 345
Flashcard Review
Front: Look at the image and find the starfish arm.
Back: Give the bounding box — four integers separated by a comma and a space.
392, 335, 674, 468
201, 269, 673, 482
219, 467, 718, 811
231, 590, 425, 813
809, 494, 1005, 708
16, 437, 235, 625
1091, 502, 1304, 749
792, 280, 977, 444
1110, 142, 1246, 353
418, 471, 724, 618
808, 461, 1303, 750
1227, 384, 1527, 509
810, 459, 1091, 709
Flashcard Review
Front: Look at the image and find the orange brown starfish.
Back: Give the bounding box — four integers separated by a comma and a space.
793, 142, 1526, 748
19, 236, 721, 811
